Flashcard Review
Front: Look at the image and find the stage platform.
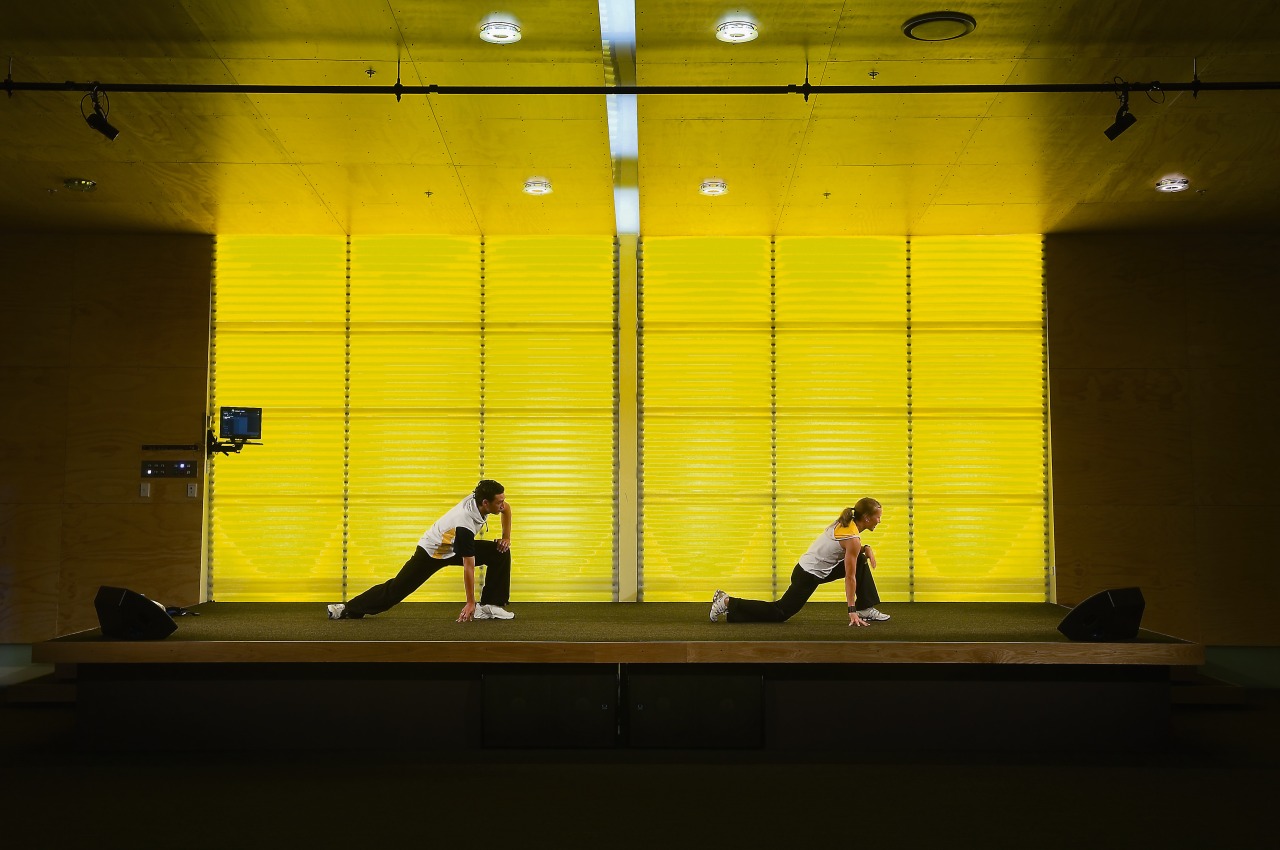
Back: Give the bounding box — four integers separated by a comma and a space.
34, 603, 1200, 753
33, 601, 1201, 665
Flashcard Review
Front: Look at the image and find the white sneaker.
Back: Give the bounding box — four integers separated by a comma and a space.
474, 604, 515, 620
710, 589, 729, 622
326, 603, 347, 620
856, 607, 890, 622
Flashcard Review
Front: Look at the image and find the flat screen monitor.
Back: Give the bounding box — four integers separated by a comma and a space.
219, 406, 262, 441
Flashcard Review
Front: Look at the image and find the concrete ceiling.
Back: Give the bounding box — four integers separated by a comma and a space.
2, 0, 1278, 236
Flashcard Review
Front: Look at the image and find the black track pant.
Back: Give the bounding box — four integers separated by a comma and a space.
726, 554, 880, 623
344, 540, 511, 617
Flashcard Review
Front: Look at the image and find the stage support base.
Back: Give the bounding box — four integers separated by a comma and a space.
74, 662, 1170, 752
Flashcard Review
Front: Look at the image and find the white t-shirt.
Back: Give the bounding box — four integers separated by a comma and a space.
417, 495, 488, 560
797, 521, 862, 579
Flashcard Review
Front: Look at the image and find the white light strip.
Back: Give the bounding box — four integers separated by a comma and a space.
599, 0, 636, 47
606, 92, 638, 160
600, 0, 640, 235
613, 186, 640, 233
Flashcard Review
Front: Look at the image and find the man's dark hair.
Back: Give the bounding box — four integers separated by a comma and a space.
474, 479, 504, 505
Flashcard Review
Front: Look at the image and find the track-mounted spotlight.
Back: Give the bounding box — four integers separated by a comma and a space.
1104, 91, 1136, 140
82, 88, 119, 141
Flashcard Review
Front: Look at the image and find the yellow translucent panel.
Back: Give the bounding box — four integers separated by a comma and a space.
208, 233, 1050, 606
211, 236, 348, 601
911, 236, 1047, 601
484, 236, 616, 601
345, 236, 482, 602
775, 237, 911, 600
641, 237, 773, 600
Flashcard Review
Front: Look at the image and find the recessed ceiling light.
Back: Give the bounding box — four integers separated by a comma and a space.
63, 178, 97, 192
716, 20, 758, 43
699, 179, 728, 196
523, 177, 553, 195
479, 19, 521, 44
1155, 177, 1190, 193
902, 11, 977, 41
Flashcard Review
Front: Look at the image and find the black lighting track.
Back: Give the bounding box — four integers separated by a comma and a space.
5, 78, 1280, 97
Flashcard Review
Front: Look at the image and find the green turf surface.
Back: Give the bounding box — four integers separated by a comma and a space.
56, 601, 1187, 644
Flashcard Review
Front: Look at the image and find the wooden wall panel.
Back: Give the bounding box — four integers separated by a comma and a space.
65, 236, 212, 370
63, 367, 207, 504
1195, 506, 1279, 647
0, 233, 212, 644
1047, 232, 1280, 646
0, 504, 61, 639
1184, 234, 1280, 370
0, 302, 71, 370
58, 503, 204, 634
0, 238, 74, 370
1049, 369, 1192, 507
0, 367, 68, 504
1189, 368, 1280, 506
1047, 234, 1188, 370
1052, 505, 1198, 640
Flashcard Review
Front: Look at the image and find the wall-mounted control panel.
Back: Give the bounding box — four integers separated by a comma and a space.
141, 460, 199, 478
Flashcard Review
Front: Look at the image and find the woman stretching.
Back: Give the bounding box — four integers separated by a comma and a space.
710, 498, 888, 627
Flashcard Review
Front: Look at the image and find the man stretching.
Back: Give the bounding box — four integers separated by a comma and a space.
327, 479, 515, 623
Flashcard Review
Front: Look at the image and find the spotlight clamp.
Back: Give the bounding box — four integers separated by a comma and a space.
1103, 81, 1137, 140
81, 84, 120, 140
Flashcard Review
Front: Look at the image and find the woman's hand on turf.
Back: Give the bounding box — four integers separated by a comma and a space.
458, 601, 476, 622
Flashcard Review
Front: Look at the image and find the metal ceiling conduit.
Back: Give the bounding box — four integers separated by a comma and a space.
5, 78, 1280, 98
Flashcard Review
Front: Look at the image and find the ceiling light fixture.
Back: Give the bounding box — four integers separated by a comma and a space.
523, 177, 552, 195
1155, 176, 1190, 193
699, 179, 728, 196
479, 19, 521, 44
901, 11, 977, 41
1104, 90, 1137, 140
63, 178, 97, 192
81, 87, 119, 141
715, 19, 759, 43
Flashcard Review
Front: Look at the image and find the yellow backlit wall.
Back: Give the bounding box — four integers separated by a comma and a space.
210, 236, 347, 601
639, 237, 774, 601
638, 236, 1046, 602
211, 235, 615, 602
774, 237, 910, 601
911, 237, 1048, 601
345, 236, 481, 602
211, 235, 1046, 603
485, 237, 617, 601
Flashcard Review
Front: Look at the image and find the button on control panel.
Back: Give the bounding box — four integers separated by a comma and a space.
141, 460, 198, 478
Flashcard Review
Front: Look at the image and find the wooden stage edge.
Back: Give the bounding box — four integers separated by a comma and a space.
32, 638, 1204, 666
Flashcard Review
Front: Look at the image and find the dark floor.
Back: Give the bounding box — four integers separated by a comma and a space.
1, 679, 1275, 848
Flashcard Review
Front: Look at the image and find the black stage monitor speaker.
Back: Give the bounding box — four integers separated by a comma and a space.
1057, 587, 1145, 641
94, 586, 177, 640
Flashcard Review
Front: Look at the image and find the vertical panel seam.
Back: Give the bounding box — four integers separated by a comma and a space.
1041, 238, 1051, 602
636, 238, 645, 602
770, 238, 778, 601
342, 237, 351, 602
906, 238, 915, 602
207, 239, 218, 602
479, 238, 486, 480
612, 236, 621, 602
